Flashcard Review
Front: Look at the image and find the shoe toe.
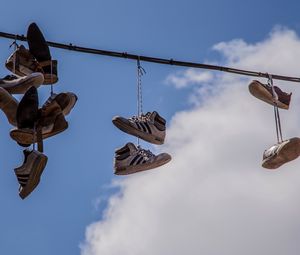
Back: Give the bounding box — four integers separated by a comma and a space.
112, 116, 130, 126
157, 153, 172, 163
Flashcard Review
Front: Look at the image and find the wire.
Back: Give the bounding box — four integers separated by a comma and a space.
0, 31, 300, 83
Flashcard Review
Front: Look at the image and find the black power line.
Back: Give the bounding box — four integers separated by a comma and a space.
0, 31, 299, 83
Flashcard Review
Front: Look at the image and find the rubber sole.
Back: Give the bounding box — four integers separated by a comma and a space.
10, 122, 68, 144
262, 137, 300, 169
248, 81, 288, 110
112, 117, 164, 145
19, 154, 48, 199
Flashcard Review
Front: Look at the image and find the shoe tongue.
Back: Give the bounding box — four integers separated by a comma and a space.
126, 142, 138, 152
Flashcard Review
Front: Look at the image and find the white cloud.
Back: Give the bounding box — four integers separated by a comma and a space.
165, 69, 214, 89
81, 28, 300, 255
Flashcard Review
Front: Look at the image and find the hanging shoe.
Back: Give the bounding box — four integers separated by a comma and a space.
16, 86, 39, 129
5, 44, 44, 77
262, 137, 300, 169
0, 87, 18, 126
27, 22, 58, 85
248, 80, 291, 109
114, 142, 171, 175
14, 149, 48, 199
112, 111, 166, 145
43, 92, 78, 116
0, 73, 44, 94
13, 86, 39, 147
10, 100, 68, 145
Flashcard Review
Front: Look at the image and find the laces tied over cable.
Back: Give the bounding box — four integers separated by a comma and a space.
136, 57, 147, 146
9, 36, 18, 74
268, 73, 283, 144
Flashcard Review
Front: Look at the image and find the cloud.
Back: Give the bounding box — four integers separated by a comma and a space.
165, 69, 214, 89
81, 28, 300, 255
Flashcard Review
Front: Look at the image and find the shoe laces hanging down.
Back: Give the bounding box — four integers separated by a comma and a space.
50, 60, 54, 95
136, 57, 146, 146
137, 57, 146, 117
267, 73, 279, 103
9, 37, 18, 75
268, 74, 283, 143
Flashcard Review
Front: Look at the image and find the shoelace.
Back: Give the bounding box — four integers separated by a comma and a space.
137, 146, 155, 161
130, 112, 152, 123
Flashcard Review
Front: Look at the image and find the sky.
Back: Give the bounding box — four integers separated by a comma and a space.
1, 1, 300, 255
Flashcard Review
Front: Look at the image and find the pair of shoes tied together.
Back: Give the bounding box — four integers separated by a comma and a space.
113, 111, 171, 175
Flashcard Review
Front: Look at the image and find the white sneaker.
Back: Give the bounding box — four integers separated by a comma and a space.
262, 137, 300, 169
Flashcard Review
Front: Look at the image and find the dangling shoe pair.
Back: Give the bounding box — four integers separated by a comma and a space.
249, 80, 300, 169
5, 23, 58, 85
112, 111, 171, 175
7, 86, 77, 146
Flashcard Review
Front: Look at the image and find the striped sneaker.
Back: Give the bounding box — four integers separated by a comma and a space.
248, 80, 291, 109
114, 142, 171, 175
112, 111, 166, 145
14, 149, 48, 199
262, 137, 300, 169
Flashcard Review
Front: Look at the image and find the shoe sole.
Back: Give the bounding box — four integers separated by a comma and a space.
248, 82, 288, 110
10, 122, 68, 144
2, 73, 44, 94
262, 137, 300, 169
114, 154, 171, 175
112, 117, 164, 145
19, 154, 48, 199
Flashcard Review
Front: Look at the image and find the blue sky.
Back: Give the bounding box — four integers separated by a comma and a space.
1, 1, 300, 255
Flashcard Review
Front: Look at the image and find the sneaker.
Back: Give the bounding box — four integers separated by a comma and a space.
5, 45, 44, 77
16, 86, 39, 130
0, 73, 44, 94
262, 137, 300, 169
0, 87, 18, 126
27, 23, 58, 84
114, 142, 171, 175
43, 92, 78, 116
15, 149, 48, 199
112, 111, 166, 145
10, 100, 68, 145
248, 80, 291, 109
